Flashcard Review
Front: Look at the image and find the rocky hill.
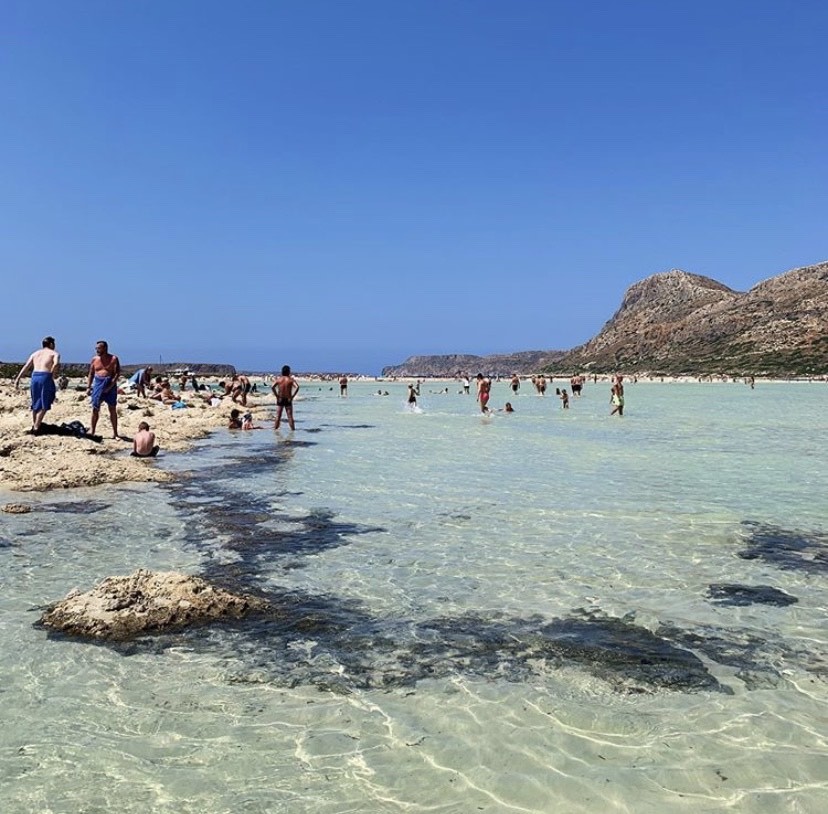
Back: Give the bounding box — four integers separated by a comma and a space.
383, 261, 828, 377
553, 262, 828, 375
381, 350, 566, 378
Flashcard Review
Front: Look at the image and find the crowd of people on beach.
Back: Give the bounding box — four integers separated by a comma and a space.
12, 336, 628, 453
11, 337, 305, 461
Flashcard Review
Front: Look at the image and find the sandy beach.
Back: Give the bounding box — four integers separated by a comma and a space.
0, 378, 270, 493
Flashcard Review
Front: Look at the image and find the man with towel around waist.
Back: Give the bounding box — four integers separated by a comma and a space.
14, 336, 60, 434
87, 339, 122, 438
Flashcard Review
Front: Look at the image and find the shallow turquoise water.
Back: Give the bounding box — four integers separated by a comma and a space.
1, 379, 827, 813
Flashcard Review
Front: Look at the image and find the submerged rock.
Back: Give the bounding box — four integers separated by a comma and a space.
1, 503, 31, 514
39, 569, 270, 641
706, 583, 798, 607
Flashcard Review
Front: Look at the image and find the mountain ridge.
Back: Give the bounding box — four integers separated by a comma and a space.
382, 261, 828, 377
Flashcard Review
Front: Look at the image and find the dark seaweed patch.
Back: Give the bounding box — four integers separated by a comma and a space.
738, 522, 828, 574
115, 604, 726, 695
39, 501, 110, 515
706, 584, 798, 607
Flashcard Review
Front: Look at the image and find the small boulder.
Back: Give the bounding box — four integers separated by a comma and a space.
39, 569, 270, 640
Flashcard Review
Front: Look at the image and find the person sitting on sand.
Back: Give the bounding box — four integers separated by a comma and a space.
228, 408, 243, 429
149, 378, 178, 404
14, 336, 61, 434
241, 411, 263, 430
131, 421, 159, 457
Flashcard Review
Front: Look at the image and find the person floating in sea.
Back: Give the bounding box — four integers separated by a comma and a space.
339, 375, 348, 397
476, 373, 491, 413
14, 336, 60, 434
131, 421, 159, 457
87, 339, 121, 439
271, 365, 300, 430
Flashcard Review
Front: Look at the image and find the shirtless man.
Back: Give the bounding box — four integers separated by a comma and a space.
87, 340, 121, 438
131, 421, 159, 457
510, 374, 520, 395
14, 336, 60, 433
476, 373, 491, 414
339, 375, 348, 397
271, 365, 300, 430
230, 374, 251, 406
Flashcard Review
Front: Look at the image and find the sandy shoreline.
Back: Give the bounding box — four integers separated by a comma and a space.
0, 378, 271, 494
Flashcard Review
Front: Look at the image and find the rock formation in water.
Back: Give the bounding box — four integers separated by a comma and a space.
382, 261, 828, 376
39, 569, 270, 641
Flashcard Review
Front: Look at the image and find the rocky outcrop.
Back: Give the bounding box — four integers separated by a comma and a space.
39, 570, 270, 641
554, 262, 828, 375
382, 350, 566, 378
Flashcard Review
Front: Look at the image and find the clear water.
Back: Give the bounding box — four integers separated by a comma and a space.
2, 380, 827, 813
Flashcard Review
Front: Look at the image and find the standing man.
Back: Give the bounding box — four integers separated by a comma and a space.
476, 373, 491, 414
510, 374, 520, 395
87, 340, 121, 438
339, 375, 348, 397
271, 365, 300, 430
14, 336, 60, 434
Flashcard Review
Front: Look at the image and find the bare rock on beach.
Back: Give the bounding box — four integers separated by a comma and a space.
39, 569, 271, 640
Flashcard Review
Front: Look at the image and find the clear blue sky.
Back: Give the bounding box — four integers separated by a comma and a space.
3, 1, 826, 373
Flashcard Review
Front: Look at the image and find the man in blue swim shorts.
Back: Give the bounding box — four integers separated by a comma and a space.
14, 336, 60, 434
87, 339, 122, 438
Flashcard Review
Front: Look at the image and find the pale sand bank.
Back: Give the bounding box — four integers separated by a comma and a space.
0, 379, 271, 493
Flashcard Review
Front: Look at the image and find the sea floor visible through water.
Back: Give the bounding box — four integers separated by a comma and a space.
1, 379, 827, 813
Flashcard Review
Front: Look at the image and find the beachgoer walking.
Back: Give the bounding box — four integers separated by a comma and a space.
87, 340, 121, 438
510, 374, 520, 395
559, 388, 569, 409
462, 376, 470, 395
271, 365, 300, 430
407, 383, 417, 406
14, 336, 60, 433
339, 375, 348, 397
230, 374, 251, 406
132, 421, 159, 457
476, 373, 491, 413
610, 376, 624, 416
570, 374, 583, 397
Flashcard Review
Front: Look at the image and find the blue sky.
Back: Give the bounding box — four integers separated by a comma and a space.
2, 1, 826, 373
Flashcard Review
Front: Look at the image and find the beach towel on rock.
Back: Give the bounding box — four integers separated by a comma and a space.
91, 376, 117, 409
30, 371, 56, 413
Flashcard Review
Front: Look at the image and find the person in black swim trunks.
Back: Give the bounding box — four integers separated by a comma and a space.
271, 365, 300, 430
